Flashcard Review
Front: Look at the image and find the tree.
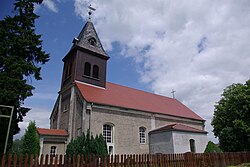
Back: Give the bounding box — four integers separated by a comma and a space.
204, 141, 222, 153
0, 0, 49, 154
66, 130, 108, 157
22, 121, 40, 155
211, 79, 250, 152
10, 139, 23, 154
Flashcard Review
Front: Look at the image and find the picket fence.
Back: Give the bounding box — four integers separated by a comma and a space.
1, 152, 250, 167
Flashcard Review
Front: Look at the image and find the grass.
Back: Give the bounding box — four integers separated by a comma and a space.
227, 163, 250, 167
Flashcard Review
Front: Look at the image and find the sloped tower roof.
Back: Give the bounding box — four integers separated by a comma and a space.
73, 21, 109, 57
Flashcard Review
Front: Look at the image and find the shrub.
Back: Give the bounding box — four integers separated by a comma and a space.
66, 130, 108, 157
204, 141, 222, 153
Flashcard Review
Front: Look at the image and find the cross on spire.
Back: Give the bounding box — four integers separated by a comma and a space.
88, 4, 96, 20
171, 89, 176, 99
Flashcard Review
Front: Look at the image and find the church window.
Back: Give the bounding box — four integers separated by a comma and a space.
108, 146, 113, 155
103, 124, 113, 143
63, 104, 69, 112
139, 127, 146, 144
50, 146, 56, 157
92, 65, 99, 79
64, 66, 69, 79
190, 139, 196, 153
88, 37, 96, 46
84, 62, 91, 76
64, 62, 72, 79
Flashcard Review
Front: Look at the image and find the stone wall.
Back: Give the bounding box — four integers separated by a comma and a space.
172, 131, 208, 153
149, 131, 208, 154
90, 106, 151, 154
42, 142, 67, 156
149, 131, 174, 154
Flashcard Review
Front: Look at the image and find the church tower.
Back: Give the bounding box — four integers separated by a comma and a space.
51, 21, 110, 141
61, 21, 109, 89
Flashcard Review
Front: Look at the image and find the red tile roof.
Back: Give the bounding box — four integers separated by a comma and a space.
37, 128, 68, 136
149, 123, 207, 134
76, 81, 204, 121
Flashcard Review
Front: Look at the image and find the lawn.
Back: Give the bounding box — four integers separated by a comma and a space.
227, 163, 250, 167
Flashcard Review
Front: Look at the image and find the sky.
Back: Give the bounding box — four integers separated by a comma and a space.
1, 0, 250, 143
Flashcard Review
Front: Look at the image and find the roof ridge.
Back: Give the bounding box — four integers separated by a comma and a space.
36, 128, 68, 136
75, 80, 106, 90
150, 123, 207, 134
174, 123, 204, 131
106, 81, 175, 100
150, 123, 176, 132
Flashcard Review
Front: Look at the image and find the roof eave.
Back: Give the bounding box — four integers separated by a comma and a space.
63, 45, 109, 62
86, 101, 205, 122
38, 134, 69, 137
149, 129, 208, 135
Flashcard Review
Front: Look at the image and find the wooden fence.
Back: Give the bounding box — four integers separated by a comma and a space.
1, 152, 250, 167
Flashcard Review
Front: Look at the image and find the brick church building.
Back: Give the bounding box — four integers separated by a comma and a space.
42, 20, 207, 156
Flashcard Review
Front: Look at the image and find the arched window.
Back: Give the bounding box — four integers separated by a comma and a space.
88, 37, 96, 46
139, 127, 146, 144
92, 65, 99, 79
50, 146, 56, 157
103, 124, 113, 143
84, 62, 91, 76
190, 139, 196, 153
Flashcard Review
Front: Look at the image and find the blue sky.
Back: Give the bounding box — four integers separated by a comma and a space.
1, 0, 150, 138
1, 0, 250, 143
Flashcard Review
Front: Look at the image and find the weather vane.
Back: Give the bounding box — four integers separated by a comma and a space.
88, 4, 96, 20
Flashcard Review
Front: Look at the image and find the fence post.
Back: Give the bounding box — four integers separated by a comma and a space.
1, 154, 5, 167
184, 152, 195, 167
13, 154, 17, 167
6, 154, 12, 167
29, 154, 34, 167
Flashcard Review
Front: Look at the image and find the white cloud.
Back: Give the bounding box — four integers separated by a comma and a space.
14, 107, 51, 139
42, 0, 59, 13
74, 0, 250, 143
31, 92, 57, 101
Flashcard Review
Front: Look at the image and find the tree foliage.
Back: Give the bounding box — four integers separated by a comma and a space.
22, 121, 40, 155
204, 141, 222, 153
66, 130, 108, 157
211, 79, 250, 152
10, 139, 23, 154
0, 0, 49, 154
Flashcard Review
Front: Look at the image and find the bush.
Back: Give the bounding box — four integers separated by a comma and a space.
66, 130, 108, 157
204, 141, 222, 153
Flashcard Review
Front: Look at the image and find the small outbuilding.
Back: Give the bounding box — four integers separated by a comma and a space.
37, 128, 68, 157
149, 124, 208, 154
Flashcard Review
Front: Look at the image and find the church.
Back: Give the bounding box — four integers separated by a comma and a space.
45, 20, 207, 156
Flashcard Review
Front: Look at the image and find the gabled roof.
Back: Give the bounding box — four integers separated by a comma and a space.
76, 81, 204, 121
73, 21, 109, 57
37, 128, 68, 136
149, 123, 207, 134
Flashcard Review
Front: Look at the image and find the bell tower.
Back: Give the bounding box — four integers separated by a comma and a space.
61, 21, 109, 89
